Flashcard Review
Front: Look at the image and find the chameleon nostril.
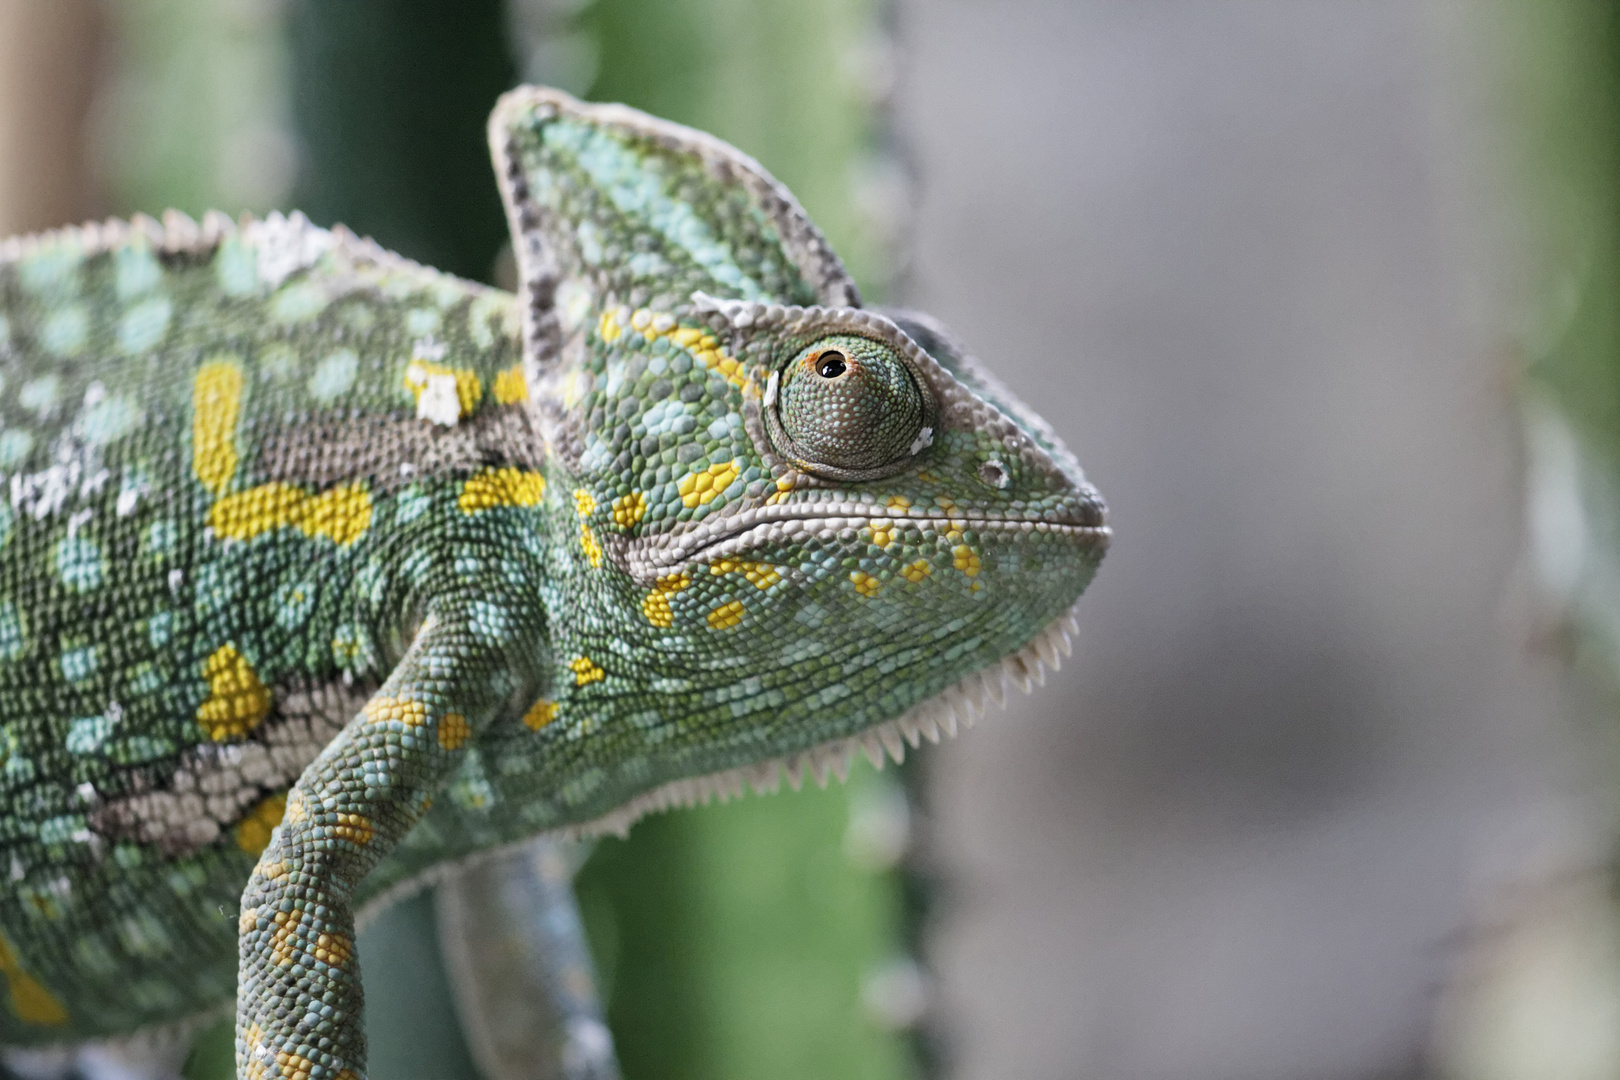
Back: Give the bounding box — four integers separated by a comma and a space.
977, 459, 1010, 489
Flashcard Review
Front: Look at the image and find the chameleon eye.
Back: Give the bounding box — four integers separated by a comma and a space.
768, 334, 930, 478
815, 351, 848, 379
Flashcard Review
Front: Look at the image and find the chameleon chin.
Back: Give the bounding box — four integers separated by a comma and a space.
0, 86, 1106, 1079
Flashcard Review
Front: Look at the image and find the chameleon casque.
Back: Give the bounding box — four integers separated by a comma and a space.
0, 87, 1107, 1079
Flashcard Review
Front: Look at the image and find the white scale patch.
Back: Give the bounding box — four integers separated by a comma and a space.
8, 419, 112, 521
417, 374, 462, 426
403, 338, 463, 427
89, 683, 365, 854
245, 212, 335, 290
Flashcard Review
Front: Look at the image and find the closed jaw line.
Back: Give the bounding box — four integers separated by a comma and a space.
620, 499, 1110, 579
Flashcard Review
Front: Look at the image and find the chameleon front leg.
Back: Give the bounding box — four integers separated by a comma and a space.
437, 838, 620, 1080
235, 610, 537, 1080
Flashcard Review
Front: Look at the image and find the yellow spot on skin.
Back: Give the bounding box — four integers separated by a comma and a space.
707, 600, 746, 630
438, 713, 471, 751
953, 545, 982, 577
192, 358, 242, 494
642, 571, 691, 628
208, 483, 298, 540
284, 792, 306, 825
0, 930, 68, 1026
209, 481, 372, 546
363, 696, 429, 726
580, 523, 603, 568
679, 460, 741, 508
869, 521, 895, 548
235, 792, 288, 855
642, 589, 674, 628
902, 560, 933, 583
765, 475, 796, 506
573, 488, 597, 517
709, 559, 780, 589
612, 491, 647, 529
311, 931, 352, 968
917, 470, 941, 484
493, 364, 528, 404
301, 484, 373, 545
330, 812, 374, 847
637, 314, 754, 391
404, 358, 483, 419
598, 309, 624, 342
275, 1049, 319, 1080
523, 699, 559, 730
886, 495, 911, 510
932, 496, 968, 543
269, 912, 299, 965
851, 571, 883, 598
571, 656, 605, 685
196, 644, 272, 742
458, 467, 546, 513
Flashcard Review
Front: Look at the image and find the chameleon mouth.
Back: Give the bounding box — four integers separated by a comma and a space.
627, 499, 1110, 580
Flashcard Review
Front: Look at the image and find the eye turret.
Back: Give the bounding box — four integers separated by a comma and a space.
766, 334, 933, 480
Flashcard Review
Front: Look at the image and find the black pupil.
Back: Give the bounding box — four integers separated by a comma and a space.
815, 352, 848, 378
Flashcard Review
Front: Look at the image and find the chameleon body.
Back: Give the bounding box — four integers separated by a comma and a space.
0, 88, 1107, 1078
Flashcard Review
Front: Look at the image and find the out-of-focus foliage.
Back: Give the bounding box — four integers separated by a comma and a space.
1440, 6, 1620, 1076
1510, 3, 1620, 684
286, 0, 517, 282
578, 773, 915, 1080
102, 0, 293, 218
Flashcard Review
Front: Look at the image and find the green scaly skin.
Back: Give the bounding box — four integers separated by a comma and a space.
0, 88, 1107, 1079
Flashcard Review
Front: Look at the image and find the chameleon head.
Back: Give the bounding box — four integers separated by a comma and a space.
488, 87, 1107, 824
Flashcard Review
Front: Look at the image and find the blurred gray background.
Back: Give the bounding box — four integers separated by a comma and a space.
902, 3, 1579, 1078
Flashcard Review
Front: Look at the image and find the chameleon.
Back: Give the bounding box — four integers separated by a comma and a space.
0, 86, 1108, 1079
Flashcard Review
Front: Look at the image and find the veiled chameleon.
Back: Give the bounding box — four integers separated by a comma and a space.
0, 87, 1107, 1079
